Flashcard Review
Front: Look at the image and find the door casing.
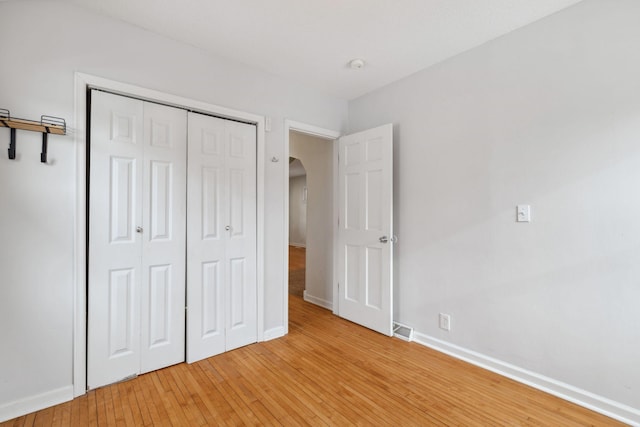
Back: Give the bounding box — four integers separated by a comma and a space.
73, 73, 266, 397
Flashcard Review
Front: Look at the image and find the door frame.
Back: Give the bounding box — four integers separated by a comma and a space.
283, 120, 341, 333
73, 73, 266, 397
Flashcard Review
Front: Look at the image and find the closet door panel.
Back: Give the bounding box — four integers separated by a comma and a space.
140, 102, 187, 374
186, 112, 228, 363
88, 91, 144, 389
110, 157, 137, 243
108, 268, 137, 357
224, 120, 257, 351
147, 264, 171, 345
149, 161, 172, 240
201, 260, 224, 338
202, 166, 221, 239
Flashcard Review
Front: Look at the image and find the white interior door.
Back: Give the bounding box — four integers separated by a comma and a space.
337, 124, 393, 336
186, 112, 257, 363
223, 118, 258, 352
88, 91, 143, 388
88, 91, 187, 389
139, 102, 187, 374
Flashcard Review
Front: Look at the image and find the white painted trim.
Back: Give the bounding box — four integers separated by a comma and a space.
303, 291, 333, 311
74, 72, 266, 396
73, 73, 88, 398
256, 120, 266, 343
0, 386, 73, 423
287, 120, 341, 141
413, 332, 640, 426
283, 126, 290, 335
332, 139, 339, 316
284, 120, 341, 335
263, 326, 286, 341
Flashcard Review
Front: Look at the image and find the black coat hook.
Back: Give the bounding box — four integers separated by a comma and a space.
41, 133, 48, 163
8, 128, 16, 160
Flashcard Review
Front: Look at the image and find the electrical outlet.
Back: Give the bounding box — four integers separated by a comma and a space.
439, 313, 451, 331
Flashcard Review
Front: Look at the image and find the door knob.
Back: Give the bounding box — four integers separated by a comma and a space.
225, 225, 231, 231
136, 226, 143, 233
379, 235, 388, 243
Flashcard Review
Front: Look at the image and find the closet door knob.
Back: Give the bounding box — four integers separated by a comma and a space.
225, 225, 231, 231
136, 226, 143, 233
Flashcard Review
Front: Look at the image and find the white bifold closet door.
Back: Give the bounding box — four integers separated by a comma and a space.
88, 91, 187, 389
186, 112, 257, 363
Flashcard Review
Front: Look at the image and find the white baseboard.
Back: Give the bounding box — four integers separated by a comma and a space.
303, 291, 333, 310
0, 385, 74, 423
263, 326, 286, 341
413, 332, 640, 426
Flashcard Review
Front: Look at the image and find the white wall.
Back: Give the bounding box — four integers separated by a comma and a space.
0, 1, 346, 418
289, 174, 307, 247
290, 132, 334, 306
349, 0, 640, 420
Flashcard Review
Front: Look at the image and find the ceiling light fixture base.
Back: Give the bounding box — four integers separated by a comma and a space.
349, 58, 365, 69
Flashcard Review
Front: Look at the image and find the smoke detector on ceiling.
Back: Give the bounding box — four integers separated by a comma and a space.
349, 58, 365, 69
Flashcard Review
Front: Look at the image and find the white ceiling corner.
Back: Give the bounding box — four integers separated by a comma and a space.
64, 0, 583, 100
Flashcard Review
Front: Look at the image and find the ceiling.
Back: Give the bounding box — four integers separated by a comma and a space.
63, 0, 582, 100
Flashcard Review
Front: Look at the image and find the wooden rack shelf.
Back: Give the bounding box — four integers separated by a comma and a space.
0, 117, 66, 135
0, 108, 66, 163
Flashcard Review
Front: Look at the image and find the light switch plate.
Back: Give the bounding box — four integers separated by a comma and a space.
517, 205, 531, 222
439, 313, 451, 331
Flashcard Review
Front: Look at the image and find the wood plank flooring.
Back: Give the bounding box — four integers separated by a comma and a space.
288, 245, 306, 297
288, 246, 306, 271
3, 296, 623, 426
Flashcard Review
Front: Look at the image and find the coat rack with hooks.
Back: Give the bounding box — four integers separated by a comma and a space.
0, 108, 66, 163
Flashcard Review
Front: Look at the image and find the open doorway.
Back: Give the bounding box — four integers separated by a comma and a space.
288, 157, 307, 298
286, 129, 337, 311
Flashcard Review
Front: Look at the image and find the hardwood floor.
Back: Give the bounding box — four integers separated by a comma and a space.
288, 245, 305, 297
3, 296, 622, 426
288, 246, 306, 271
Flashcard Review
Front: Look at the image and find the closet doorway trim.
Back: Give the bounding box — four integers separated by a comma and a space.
73, 72, 266, 398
